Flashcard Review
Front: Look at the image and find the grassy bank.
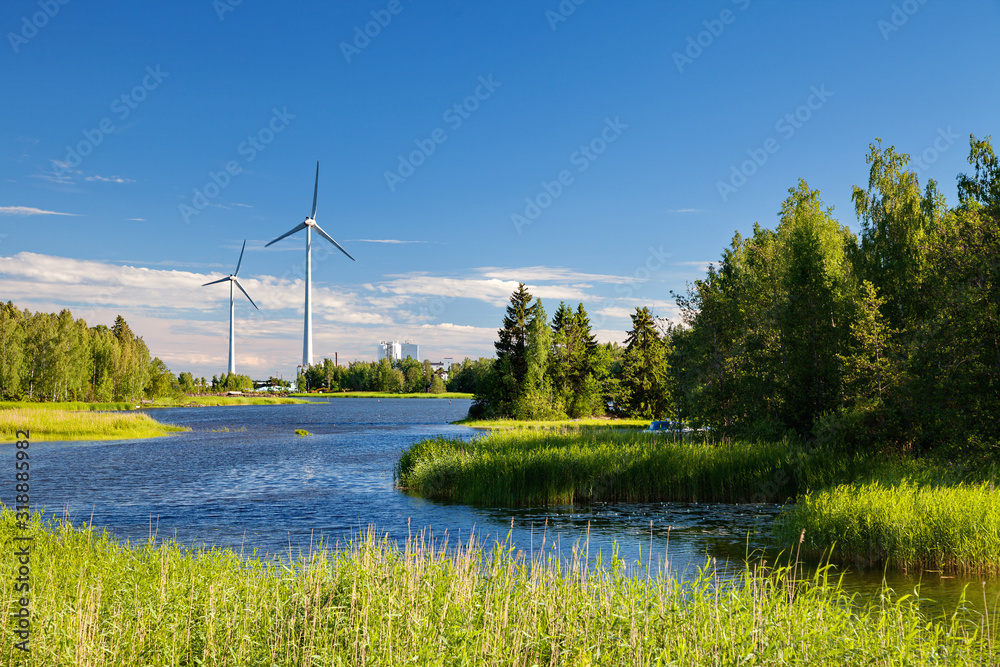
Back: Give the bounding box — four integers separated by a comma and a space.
290, 391, 473, 399
0, 408, 188, 442
0, 400, 140, 411
457, 417, 650, 429
395, 429, 886, 505
1, 512, 994, 666
775, 479, 1000, 574
147, 395, 309, 407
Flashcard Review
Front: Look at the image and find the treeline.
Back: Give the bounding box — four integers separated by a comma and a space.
298, 357, 448, 393
476, 135, 1000, 451
0, 304, 152, 402
471, 288, 671, 420
674, 136, 1000, 451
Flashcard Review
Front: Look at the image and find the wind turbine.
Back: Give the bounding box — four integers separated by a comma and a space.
202, 240, 259, 375
265, 161, 355, 367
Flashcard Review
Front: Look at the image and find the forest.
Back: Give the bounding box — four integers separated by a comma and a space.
0, 305, 153, 403
474, 136, 1000, 452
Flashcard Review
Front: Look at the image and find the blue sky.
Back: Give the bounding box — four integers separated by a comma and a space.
2, 0, 998, 378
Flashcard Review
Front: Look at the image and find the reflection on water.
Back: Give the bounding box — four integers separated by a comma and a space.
12, 397, 998, 613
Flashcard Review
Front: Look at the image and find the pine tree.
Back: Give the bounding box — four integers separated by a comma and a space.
618, 307, 672, 419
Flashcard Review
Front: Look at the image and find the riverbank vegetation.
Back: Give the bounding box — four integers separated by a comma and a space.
290, 390, 473, 399
2, 511, 995, 666
147, 395, 308, 407
396, 429, 890, 506
398, 427, 1000, 571
457, 417, 649, 429
0, 407, 187, 441
775, 479, 1000, 574
295, 356, 453, 394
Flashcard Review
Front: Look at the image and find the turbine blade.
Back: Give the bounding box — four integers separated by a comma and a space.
234, 239, 247, 276
265, 222, 308, 247
311, 161, 319, 219
233, 278, 259, 310
202, 276, 230, 286
313, 223, 356, 261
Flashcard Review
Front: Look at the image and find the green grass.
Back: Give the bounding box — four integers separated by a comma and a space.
289, 391, 474, 399
1, 510, 995, 666
0, 408, 188, 442
148, 395, 309, 407
775, 479, 1000, 574
395, 429, 883, 505
456, 417, 651, 429
0, 400, 141, 411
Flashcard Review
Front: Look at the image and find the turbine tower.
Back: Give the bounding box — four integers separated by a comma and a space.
202, 240, 259, 375
265, 161, 355, 367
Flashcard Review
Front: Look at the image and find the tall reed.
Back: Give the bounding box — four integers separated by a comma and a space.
1, 510, 995, 666
395, 429, 876, 505
775, 479, 1000, 574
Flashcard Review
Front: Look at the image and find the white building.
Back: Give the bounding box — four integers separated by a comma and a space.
377, 340, 419, 362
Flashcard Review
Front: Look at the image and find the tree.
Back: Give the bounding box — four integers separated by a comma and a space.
852, 140, 939, 331
0, 303, 25, 399
778, 184, 850, 432
616, 307, 672, 419
513, 299, 564, 420
447, 358, 493, 394
477, 284, 536, 416
957, 134, 1000, 220
494, 283, 535, 390
145, 357, 175, 402
838, 280, 899, 409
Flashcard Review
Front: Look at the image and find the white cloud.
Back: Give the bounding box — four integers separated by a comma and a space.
84, 175, 135, 184
350, 239, 428, 244
478, 266, 636, 285
669, 208, 701, 213
0, 206, 80, 217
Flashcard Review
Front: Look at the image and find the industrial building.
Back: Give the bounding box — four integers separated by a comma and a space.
377, 340, 419, 362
